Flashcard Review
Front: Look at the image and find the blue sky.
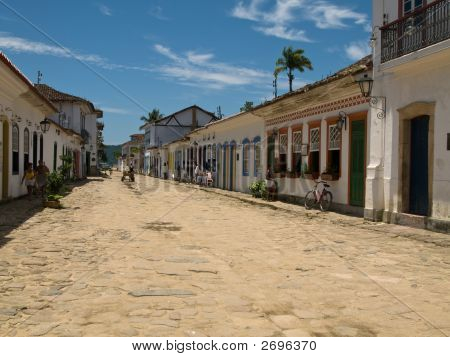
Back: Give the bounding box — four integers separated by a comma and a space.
0, 0, 371, 145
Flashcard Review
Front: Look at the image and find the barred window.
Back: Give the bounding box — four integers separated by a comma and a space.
310, 128, 320, 152
243, 142, 250, 176
12, 124, 19, 175
279, 133, 288, 154
23, 128, 30, 170
292, 130, 302, 175
329, 124, 341, 150
292, 131, 302, 153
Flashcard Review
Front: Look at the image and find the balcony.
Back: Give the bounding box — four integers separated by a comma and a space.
97, 120, 104, 130
381, 0, 450, 63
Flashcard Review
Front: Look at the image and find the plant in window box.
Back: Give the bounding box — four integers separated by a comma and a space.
302, 164, 319, 180
321, 165, 339, 181
287, 170, 297, 178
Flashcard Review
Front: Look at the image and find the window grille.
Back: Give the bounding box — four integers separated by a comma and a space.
310, 128, 320, 152
292, 131, 302, 153
329, 124, 341, 150
279, 133, 288, 154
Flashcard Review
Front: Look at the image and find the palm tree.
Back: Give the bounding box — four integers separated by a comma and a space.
141, 108, 164, 123
275, 46, 313, 93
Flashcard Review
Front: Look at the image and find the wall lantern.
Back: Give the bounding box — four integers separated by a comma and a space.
337, 111, 347, 131
356, 74, 374, 98
40, 118, 51, 133
355, 73, 386, 119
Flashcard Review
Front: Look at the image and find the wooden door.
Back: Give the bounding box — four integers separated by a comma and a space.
349, 120, 366, 206
409, 116, 429, 216
2, 121, 9, 200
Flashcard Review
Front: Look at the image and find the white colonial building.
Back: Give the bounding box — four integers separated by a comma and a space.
0, 52, 84, 200
165, 110, 265, 191
120, 134, 144, 172
366, 0, 450, 232
141, 105, 216, 177
35, 84, 103, 177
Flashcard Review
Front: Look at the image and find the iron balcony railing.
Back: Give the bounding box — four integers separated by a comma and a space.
381, 0, 450, 63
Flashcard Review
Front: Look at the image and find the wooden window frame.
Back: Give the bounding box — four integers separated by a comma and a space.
253, 136, 261, 177
326, 118, 342, 178
308, 121, 321, 176
291, 125, 303, 178
242, 138, 250, 176
12, 124, 20, 175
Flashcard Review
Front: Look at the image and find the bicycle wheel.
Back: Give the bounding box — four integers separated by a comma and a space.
304, 190, 316, 210
320, 191, 333, 212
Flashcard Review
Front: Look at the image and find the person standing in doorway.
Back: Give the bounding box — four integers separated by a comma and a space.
36, 160, 49, 198
21, 163, 35, 199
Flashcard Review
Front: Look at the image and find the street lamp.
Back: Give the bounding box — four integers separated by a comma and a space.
40, 118, 51, 133
337, 111, 347, 131
355, 73, 386, 119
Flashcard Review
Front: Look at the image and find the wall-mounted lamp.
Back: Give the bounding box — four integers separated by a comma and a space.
40, 118, 51, 133
337, 111, 347, 131
355, 73, 386, 119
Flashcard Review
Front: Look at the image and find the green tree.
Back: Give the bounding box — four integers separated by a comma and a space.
240, 101, 254, 112
141, 108, 164, 123
113, 151, 122, 160
275, 46, 313, 92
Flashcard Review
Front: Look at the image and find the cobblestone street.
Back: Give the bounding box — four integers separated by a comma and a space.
1, 173, 450, 337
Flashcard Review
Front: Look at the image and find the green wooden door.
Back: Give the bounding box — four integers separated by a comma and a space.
350, 120, 366, 206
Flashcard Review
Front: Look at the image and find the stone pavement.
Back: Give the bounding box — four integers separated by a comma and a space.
0, 173, 449, 337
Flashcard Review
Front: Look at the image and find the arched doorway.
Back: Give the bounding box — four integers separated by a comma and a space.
229, 141, 236, 191
33, 132, 38, 168
2, 120, 9, 200
39, 134, 44, 162
223, 142, 228, 190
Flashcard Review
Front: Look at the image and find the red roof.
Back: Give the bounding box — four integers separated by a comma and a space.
35, 83, 103, 118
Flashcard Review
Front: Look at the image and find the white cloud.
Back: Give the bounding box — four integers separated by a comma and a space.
231, 0, 369, 41
98, 4, 112, 16
255, 25, 311, 42
0, 34, 106, 64
149, 6, 168, 21
186, 51, 214, 64
153, 44, 271, 90
308, 2, 368, 29
101, 107, 134, 115
345, 41, 370, 61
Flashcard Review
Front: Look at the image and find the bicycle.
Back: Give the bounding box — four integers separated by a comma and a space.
304, 180, 333, 211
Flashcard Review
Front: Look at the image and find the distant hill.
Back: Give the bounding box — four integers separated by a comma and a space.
102, 145, 121, 166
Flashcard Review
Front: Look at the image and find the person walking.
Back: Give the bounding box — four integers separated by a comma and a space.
21, 163, 35, 199
35, 160, 49, 198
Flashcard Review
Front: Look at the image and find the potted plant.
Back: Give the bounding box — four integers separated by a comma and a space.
44, 171, 65, 209
321, 165, 339, 181
303, 164, 319, 180
45, 194, 64, 209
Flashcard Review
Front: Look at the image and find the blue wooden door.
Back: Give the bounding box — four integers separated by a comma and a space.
409, 116, 429, 216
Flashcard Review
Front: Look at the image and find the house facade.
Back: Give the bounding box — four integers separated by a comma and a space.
252, 57, 371, 214
0, 52, 83, 200
35, 84, 103, 177
162, 111, 265, 190
367, 0, 450, 231
142, 105, 216, 177
120, 134, 144, 172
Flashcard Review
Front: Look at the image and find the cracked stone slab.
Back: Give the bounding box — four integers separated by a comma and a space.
129, 289, 195, 297
165, 257, 209, 264
156, 268, 191, 276
270, 315, 302, 330
0, 308, 18, 316
188, 268, 218, 274
21, 259, 47, 266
